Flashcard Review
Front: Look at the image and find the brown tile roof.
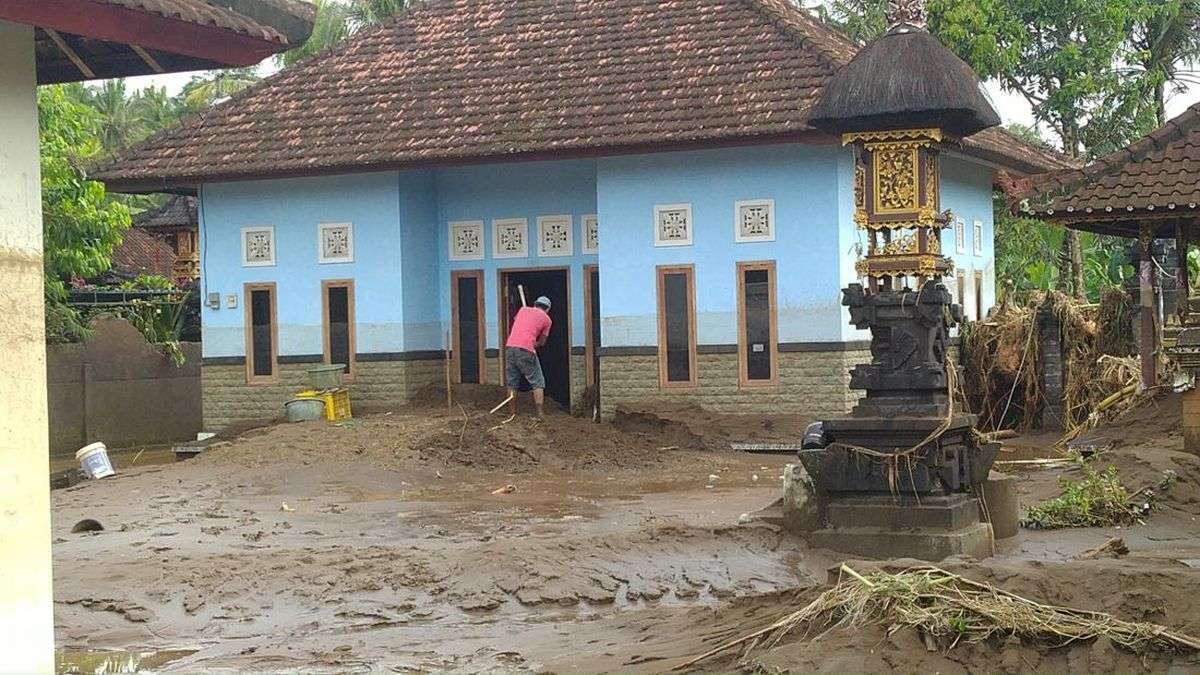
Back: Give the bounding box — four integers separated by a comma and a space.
92, 0, 300, 45
1017, 101, 1200, 229
93, 0, 1067, 190
133, 196, 198, 229
110, 227, 177, 279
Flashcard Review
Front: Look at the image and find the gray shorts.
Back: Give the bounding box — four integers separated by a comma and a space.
505, 347, 545, 390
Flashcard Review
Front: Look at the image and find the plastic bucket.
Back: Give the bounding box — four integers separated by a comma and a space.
76, 442, 115, 479
306, 364, 345, 389
285, 398, 327, 422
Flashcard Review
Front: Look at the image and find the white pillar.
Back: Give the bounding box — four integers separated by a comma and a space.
0, 19, 53, 675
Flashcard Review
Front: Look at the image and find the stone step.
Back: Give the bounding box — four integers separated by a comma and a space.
809, 522, 994, 562
826, 495, 980, 531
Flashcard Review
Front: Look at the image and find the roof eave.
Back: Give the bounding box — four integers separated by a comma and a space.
1, 0, 298, 68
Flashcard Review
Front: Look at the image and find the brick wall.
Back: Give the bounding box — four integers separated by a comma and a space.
202, 358, 444, 431
599, 347, 870, 418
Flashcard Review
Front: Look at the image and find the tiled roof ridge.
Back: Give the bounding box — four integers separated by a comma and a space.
735, 0, 857, 70
1023, 100, 1200, 207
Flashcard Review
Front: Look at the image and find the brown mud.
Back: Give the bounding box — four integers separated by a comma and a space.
51, 390, 1200, 672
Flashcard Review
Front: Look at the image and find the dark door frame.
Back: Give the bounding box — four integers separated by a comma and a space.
497, 266, 572, 403
451, 269, 487, 384
321, 278, 356, 382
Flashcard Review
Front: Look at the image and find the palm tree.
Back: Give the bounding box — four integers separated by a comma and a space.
88, 79, 140, 151
347, 0, 407, 30
132, 86, 182, 139
279, 0, 351, 66
1130, 0, 1200, 126
181, 67, 261, 111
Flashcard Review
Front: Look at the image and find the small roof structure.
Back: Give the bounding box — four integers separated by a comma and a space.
1015, 101, 1200, 238
132, 195, 198, 230
808, 0, 999, 136
109, 226, 177, 280
92, 0, 1072, 193
0, 0, 314, 83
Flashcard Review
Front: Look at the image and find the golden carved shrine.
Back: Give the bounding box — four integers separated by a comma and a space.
848, 127, 953, 290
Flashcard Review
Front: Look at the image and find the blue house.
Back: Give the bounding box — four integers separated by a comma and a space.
96, 0, 1070, 430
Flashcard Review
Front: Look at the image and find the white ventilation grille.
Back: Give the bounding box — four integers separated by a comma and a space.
492, 218, 529, 259
448, 220, 484, 261
654, 204, 693, 247
537, 215, 573, 257
241, 226, 275, 267
318, 222, 353, 263
581, 214, 599, 254
735, 199, 775, 243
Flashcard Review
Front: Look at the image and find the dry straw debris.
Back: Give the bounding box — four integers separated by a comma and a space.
960, 290, 1150, 441
674, 565, 1200, 671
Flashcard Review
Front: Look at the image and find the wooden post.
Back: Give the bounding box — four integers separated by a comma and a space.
1178, 220, 1190, 326
444, 329, 452, 411
1139, 223, 1157, 389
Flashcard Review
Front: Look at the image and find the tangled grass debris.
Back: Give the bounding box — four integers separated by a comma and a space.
673, 565, 1200, 671
1022, 465, 1147, 529
960, 290, 1152, 439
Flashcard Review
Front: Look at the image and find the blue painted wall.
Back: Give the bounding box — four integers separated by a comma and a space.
596, 144, 848, 347
436, 159, 599, 349
196, 145, 997, 361
939, 155, 996, 321
199, 172, 404, 358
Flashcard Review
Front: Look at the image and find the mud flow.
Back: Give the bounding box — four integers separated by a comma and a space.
51, 390, 1200, 672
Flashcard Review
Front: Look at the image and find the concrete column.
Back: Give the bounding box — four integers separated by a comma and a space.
0, 20, 53, 674
1139, 224, 1157, 389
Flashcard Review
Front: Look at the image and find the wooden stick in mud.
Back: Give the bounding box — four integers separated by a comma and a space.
489, 392, 515, 414
444, 329, 452, 411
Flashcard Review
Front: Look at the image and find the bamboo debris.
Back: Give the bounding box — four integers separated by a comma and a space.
673, 565, 1200, 671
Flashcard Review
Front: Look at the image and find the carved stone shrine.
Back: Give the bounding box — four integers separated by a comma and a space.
798, 0, 1002, 560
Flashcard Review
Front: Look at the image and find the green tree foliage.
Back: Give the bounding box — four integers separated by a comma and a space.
279, 0, 351, 66
1127, 0, 1200, 127
181, 67, 261, 111
277, 0, 408, 65
38, 86, 131, 341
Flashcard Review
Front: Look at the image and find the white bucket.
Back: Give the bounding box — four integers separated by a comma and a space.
76, 442, 115, 479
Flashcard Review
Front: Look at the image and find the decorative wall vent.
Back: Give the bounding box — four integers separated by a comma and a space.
654, 204, 693, 247
318, 222, 353, 263
973, 220, 983, 255
735, 199, 775, 243
581, 214, 599, 254
537, 215, 573, 257
492, 218, 529, 259
241, 226, 275, 267
954, 217, 966, 254
448, 220, 484, 261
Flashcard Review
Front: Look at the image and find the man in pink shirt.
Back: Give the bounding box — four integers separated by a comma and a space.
505, 295, 553, 418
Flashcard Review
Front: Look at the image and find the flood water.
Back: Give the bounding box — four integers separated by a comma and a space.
55, 648, 197, 674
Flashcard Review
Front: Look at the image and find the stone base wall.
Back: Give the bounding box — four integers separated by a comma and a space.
599, 347, 870, 419
202, 359, 444, 431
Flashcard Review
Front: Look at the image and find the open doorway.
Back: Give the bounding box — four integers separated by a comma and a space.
498, 268, 570, 408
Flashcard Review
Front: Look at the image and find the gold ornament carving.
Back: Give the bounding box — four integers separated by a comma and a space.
882, 234, 918, 255
842, 128, 943, 145
874, 146, 919, 213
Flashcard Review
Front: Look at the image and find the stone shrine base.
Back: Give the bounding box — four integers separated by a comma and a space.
807, 493, 994, 561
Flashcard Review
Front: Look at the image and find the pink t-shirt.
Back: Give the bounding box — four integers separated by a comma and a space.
506, 306, 552, 352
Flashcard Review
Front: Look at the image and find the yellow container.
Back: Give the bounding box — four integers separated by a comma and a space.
295, 388, 352, 421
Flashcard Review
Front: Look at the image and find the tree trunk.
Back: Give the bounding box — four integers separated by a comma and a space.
1059, 123, 1086, 300
1068, 229, 1085, 301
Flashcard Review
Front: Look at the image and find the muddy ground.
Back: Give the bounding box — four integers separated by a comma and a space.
52, 388, 1200, 673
